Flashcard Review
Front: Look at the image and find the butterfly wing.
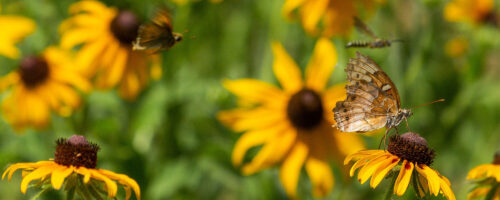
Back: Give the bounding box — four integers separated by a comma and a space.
333, 52, 401, 132
132, 9, 177, 54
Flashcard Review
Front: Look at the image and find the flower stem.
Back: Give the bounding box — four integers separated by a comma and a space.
485, 182, 499, 200
66, 187, 75, 200
385, 173, 398, 200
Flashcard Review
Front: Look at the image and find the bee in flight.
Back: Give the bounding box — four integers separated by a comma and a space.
133, 9, 183, 54
346, 17, 401, 48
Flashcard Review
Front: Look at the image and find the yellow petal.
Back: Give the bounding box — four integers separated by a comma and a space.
322, 1, 355, 36
323, 83, 347, 113
282, 0, 306, 19
2, 161, 55, 181
60, 28, 100, 49
99, 47, 128, 88
271, 42, 303, 93
59, 14, 106, 33
370, 156, 400, 188
343, 150, 384, 165
98, 169, 141, 200
279, 140, 308, 198
51, 69, 92, 93
305, 38, 337, 92
75, 38, 108, 77
357, 154, 391, 184
415, 164, 441, 196
439, 175, 456, 200
467, 164, 492, 180
241, 127, 296, 175
394, 160, 413, 196
51, 165, 74, 190
119, 69, 141, 101
50, 82, 81, 109
20, 165, 55, 194
348, 151, 386, 176
468, 187, 490, 199
217, 108, 286, 132
232, 122, 291, 167
75, 167, 92, 183
89, 169, 118, 198
24, 93, 50, 128
69, 0, 110, 15
300, 0, 329, 34
222, 79, 287, 107
332, 131, 365, 157
0, 72, 20, 91
305, 157, 334, 197
0, 16, 36, 59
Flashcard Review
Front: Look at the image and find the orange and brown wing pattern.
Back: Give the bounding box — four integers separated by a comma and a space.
132, 9, 179, 54
333, 52, 401, 133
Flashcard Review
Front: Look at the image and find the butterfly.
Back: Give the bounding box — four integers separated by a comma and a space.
132, 9, 183, 54
346, 17, 401, 48
332, 52, 412, 133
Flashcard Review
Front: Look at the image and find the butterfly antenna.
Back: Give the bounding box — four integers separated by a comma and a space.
410, 99, 445, 110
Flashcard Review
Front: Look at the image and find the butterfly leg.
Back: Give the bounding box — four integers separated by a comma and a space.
378, 128, 391, 150
405, 118, 411, 132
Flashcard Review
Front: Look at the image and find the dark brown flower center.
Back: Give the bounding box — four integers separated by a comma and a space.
493, 152, 500, 164
287, 88, 324, 130
387, 132, 435, 166
54, 135, 100, 168
19, 56, 50, 88
110, 10, 140, 45
481, 11, 499, 27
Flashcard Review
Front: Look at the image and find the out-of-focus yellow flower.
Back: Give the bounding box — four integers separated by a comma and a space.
0, 15, 35, 59
218, 38, 365, 198
445, 36, 469, 57
2, 135, 140, 200
0, 47, 90, 131
59, 0, 161, 101
444, 0, 496, 25
345, 133, 455, 200
467, 152, 500, 200
282, 0, 383, 37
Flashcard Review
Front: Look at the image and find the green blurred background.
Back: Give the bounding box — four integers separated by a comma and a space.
1, 0, 500, 199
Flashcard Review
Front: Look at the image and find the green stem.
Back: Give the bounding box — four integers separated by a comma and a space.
485, 183, 499, 200
29, 187, 50, 200
66, 187, 75, 200
385, 173, 398, 200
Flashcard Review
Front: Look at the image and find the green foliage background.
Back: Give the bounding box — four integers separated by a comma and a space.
1, 0, 500, 199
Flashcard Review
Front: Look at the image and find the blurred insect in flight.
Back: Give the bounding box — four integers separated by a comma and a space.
346, 17, 402, 48
133, 9, 183, 54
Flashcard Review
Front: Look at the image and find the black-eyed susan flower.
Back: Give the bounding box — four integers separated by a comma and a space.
2, 135, 140, 200
345, 132, 455, 200
444, 0, 497, 26
467, 152, 500, 199
0, 15, 35, 59
218, 38, 365, 198
0, 47, 90, 131
282, 0, 384, 36
59, 0, 161, 101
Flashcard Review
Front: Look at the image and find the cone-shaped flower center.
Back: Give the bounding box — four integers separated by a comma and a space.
19, 56, 49, 88
287, 88, 324, 130
54, 135, 100, 168
110, 10, 140, 45
387, 132, 435, 166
